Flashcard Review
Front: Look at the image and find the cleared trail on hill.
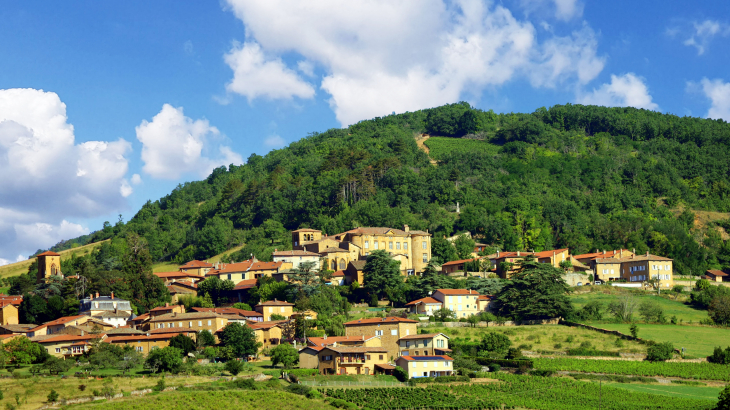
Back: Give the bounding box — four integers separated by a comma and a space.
415, 133, 438, 165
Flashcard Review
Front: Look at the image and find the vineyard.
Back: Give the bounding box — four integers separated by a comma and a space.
422, 137, 499, 161
322, 373, 716, 410
533, 357, 730, 381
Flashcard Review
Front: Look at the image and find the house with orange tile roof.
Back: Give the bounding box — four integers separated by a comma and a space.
190, 307, 263, 322
441, 258, 480, 275
328, 270, 346, 286
704, 269, 729, 282
0, 303, 18, 325
344, 317, 418, 360
107, 332, 190, 354
272, 249, 322, 270
207, 258, 283, 282
28, 315, 93, 337
38, 334, 106, 358
149, 303, 186, 318
149, 311, 227, 338
432, 289, 481, 318
317, 345, 389, 375
405, 297, 443, 316
127, 313, 151, 331
254, 299, 294, 321
395, 355, 454, 378
0, 295, 23, 307
178, 260, 213, 276
398, 333, 450, 357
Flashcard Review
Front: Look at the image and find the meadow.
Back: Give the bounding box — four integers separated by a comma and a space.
569, 289, 710, 323
595, 324, 730, 357
423, 137, 499, 161
0, 240, 108, 280
606, 382, 724, 401
420, 324, 647, 354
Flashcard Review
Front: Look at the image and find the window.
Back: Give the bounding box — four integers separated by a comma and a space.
374, 242, 379, 250
269, 307, 273, 313
137, 346, 143, 352
448, 296, 453, 303
379, 355, 384, 360
457, 296, 462, 303
422, 242, 427, 249
434, 361, 439, 367
375, 330, 383, 336
339, 259, 346, 270
55, 348, 61, 353
391, 329, 397, 336
423, 253, 428, 263
365, 241, 369, 249
406, 341, 410, 348
389, 242, 393, 250
406, 329, 410, 335
207, 320, 212, 326
227, 274, 232, 280
423, 362, 428, 368
396, 242, 401, 250
189, 321, 192, 328
412, 362, 416, 368
332, 260, 337, 270
404, 243, 408, 250
198, 321, 202, 327
179, 322, 183, 327
324, 355, 332, 361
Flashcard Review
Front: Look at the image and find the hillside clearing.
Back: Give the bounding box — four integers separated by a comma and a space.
423, 136, 500, 161
569, 291, 710, 323
594, 324, 730, 357
606, 382, 723, 401
0, 240, 109, 280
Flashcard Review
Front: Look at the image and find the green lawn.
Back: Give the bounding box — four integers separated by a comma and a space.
595, 324, 730, 357
607, 382, 723, 401
569, 292, 710, 323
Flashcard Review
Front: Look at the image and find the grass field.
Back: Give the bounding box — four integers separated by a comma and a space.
0, 240, 109, 280
72, 390, 334, 410
420, 324, 647, 354
569, 291, 710, 323
423, 137, 500, 161
595, 324, 730, 357
606, 382, 724, 401
0, 374, 212, 410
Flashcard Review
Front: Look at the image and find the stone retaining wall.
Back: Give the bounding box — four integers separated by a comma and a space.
418, 317, 560, 328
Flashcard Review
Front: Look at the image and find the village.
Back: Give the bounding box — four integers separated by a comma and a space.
0, 224, 705, 382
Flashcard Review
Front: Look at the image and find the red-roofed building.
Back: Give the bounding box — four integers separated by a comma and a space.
178, 260, 213, 276
705, 269, 729, 282
0, 303, 18, 325
207, 258, 283, 282
254, 299, 294, 321
38, 334, 106, 358
272, 249, 322, 271
432, 289, 481, 318
344, 317, 418, 359
149, 303, 186, 318
395, 355, 454, 378
107, 332, 189, 355
191, 307, 263, 322
441, 258, 480, 275
0, 295, 23, 307
404, 297, 443, 316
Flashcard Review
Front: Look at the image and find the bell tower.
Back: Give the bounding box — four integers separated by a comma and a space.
36, 251, 61, 283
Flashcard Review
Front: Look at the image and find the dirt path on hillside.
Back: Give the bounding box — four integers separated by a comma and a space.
415, 133, 438, 166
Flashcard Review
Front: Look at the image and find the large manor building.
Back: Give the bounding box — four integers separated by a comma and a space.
291, 225, 432, 277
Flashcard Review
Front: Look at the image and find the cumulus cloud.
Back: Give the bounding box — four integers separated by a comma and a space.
695, 78, 730, 121
0, 88, 131, 261
223, 0, 605, 125
577, 73, 659, 110
669, 19, 730, 55
131, 174, 142, 185
136, 104, 244, 180
224, 42, 316, 101
519, 0, 583, 21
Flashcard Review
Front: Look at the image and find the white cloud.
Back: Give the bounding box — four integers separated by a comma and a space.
136, 104, 244, 180
0, 88, 132, 261
264, 135, 286, 148
696, 78, 730, 121
224, 41, 316, 101
670, 19, 730, 55
519, 0, 583, 21
120, 179, 133, 197
223, 0, 604, 125
131, 174, 142, 185
577, 73, 659, 111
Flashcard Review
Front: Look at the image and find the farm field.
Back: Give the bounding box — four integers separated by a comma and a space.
569, 290, 709, 323
606, 382, 724, 401
73, 390, 334, 410
533, 357, 730, 381
423, 136, 500, 161
323, 373, 717, 410
0, 239, 109, 279
420, 324, 647, 354
596, 324, 730, 357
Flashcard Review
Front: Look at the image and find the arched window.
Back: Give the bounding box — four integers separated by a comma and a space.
339, 259, 346, 270
331, 260, 337, 271
50, 265, 57, 275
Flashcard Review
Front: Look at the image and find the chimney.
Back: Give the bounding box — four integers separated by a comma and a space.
81, 330, 84, 336
496, 250, 500, 258
111, 292, 114, 299
404, 224, 410, 232
517, 251, 520, 256
632, 248, 635, 254
324, 334, 327, 340
89, 293, 93, 300
595, 249, 598, 253
95, 292, 99, 298
646, 251, 649, 257
165, 302, 169, 307
603, 250, 606, 254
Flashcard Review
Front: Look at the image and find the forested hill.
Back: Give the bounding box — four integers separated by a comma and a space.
83, 102, 730, 275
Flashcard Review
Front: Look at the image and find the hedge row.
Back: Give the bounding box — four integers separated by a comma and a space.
410, 376, 471, 384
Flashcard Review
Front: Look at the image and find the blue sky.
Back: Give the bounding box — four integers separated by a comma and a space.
0, 0, 729, 263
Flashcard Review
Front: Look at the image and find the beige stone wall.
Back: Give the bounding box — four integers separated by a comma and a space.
398, 334, 448, 356
109, 339, 171, 355
37, 254, 61, 283
298, 349, 320, 368
621, 260, 673, 288
150, 316, 227, 334
345, 322, 417, 360
256, 305, 293, 321
0, 305, 18, 325
433, 292, 480, 318
595, 262, 621, 282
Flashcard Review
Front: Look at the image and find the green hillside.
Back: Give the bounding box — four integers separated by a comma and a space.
78, 102, 730, 275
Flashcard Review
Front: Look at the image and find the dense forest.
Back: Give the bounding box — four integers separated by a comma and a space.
56, 102, 730, 276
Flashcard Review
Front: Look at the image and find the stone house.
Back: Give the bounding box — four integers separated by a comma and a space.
344, 317, 418, 360
317, 346, 388, 375
395, 355, 454, 378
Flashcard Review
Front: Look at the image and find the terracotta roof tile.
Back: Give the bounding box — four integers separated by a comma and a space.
434, 289, 479, 295
191, 307, 262, 317
255, 300, 294, 307
321, 346, 388, 354
706, 269, 728, 277
307, 336, 374, 347
405, 297, 441, 306
36, 251, 61, 257
398, 333, 449, 341
399, 355, 453, 361
441, 258, 480, 267
234, 279, 258, 290
272, 250, 321, 257
179, 260, 213, 269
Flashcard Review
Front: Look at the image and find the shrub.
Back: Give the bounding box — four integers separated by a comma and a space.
286, 369, 318, 377
153, 378, 166, 392
646, 342, 675, 362
47, 389, 59, 403
306, 389, 323, 399
233, 378, 257, 390
553, 343, 562, 349
78, 384, 86, 392
328, 398, 358, 410
393, 366, 408, 382
629, 324, 639, 338
489, 363, 501, 372
479, 331, 512, 354
614, 338, 624, 348
225, 359, 245, 375
529, 369, 554, 377
707, 346, 730, 365
717, 384, 730, 410
505, 348, 523, 359
285, 384, 312, 396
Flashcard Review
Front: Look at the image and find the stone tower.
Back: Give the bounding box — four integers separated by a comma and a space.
36, 251, 61, 283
